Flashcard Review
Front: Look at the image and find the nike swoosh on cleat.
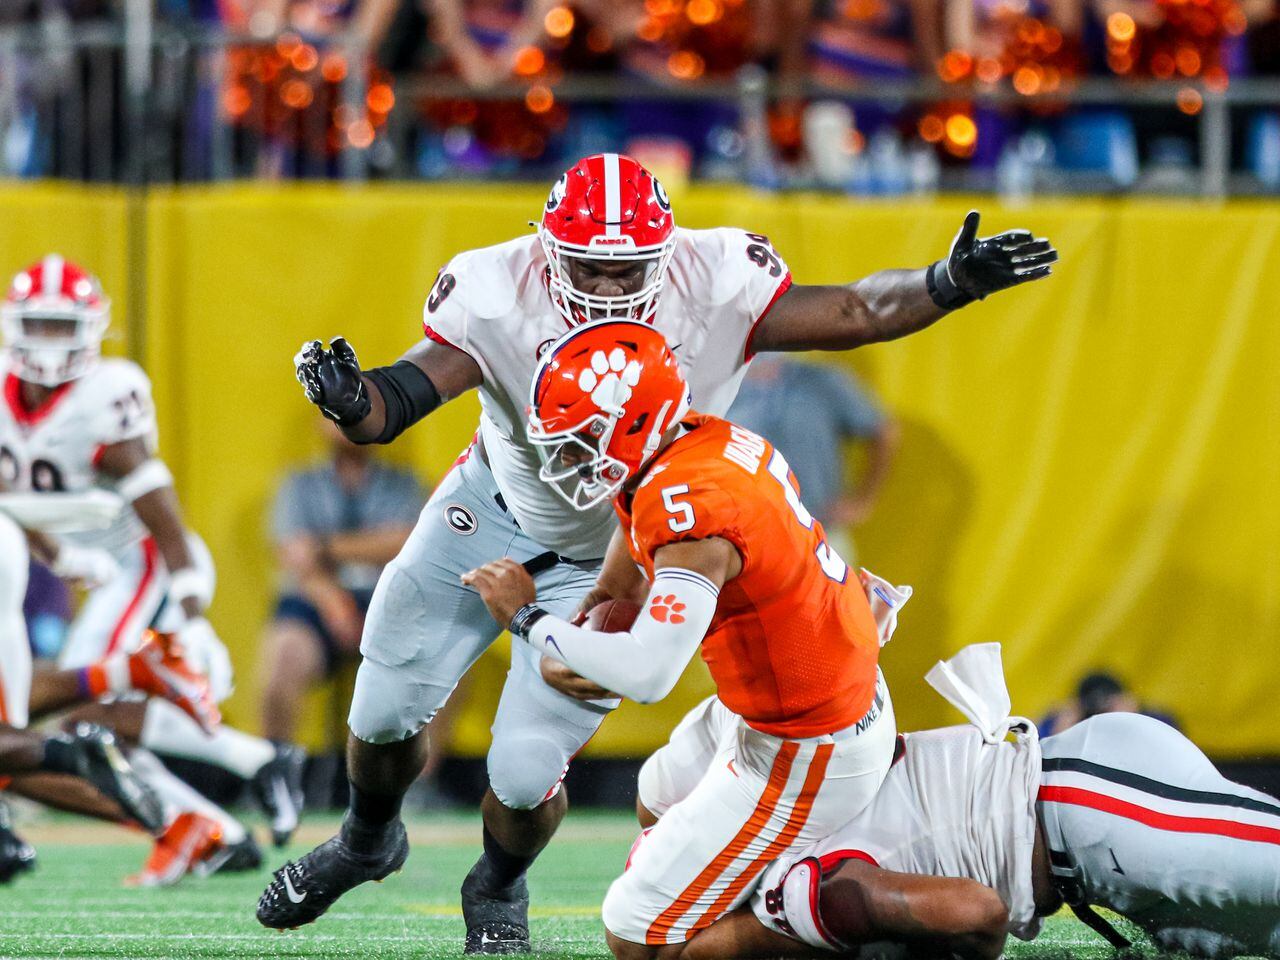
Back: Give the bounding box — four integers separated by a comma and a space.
283, 872, 308, 903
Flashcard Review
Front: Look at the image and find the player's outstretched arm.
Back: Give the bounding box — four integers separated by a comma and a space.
294, 336, 482, 444
751, 211, 1058, 353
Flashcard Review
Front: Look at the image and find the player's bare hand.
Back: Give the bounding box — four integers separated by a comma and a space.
461, 558, 536, 626
571, 584, 614, 625
930, 211, 1058, 309
540, 656, 616, 701
294, 337, 371, 426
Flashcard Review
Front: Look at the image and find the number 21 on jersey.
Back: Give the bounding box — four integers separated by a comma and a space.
660, 448, 849, 583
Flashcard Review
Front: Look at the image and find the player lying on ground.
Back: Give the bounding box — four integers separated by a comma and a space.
0, 256, 303, 879
0, 502, 231, 883
265, 152, 1055, 953
650, 644, 1280, 960
464, 321, 917, 959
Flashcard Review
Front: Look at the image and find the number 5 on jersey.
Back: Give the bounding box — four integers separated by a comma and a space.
659, 448, 848, 582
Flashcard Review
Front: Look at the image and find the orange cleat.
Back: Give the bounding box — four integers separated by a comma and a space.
128, 631, 221, 734
126, 812, 224, 887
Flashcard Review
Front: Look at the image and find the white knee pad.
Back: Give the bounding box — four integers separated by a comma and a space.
347, 657, 441, 745
486, 729, 570, 810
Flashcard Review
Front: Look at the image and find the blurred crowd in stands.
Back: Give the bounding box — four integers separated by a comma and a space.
2, 0, 1279, 186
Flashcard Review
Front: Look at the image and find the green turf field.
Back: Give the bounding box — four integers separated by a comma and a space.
0, 812, 1164, 959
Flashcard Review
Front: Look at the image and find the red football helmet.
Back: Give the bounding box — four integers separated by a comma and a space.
1, 254, 109, 386
528, 320, 690, 510
538, 153, 677, 326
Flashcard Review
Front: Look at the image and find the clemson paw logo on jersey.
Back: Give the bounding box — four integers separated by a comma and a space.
576, 349, 642, 410
649, 594, 686, 624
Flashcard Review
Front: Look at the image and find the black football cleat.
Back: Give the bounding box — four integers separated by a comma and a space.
252, 742, 306, 847
462, 856, 531, 954
67, 724, 165, 832
256, 819, 407, 929
0, 803, 35, 883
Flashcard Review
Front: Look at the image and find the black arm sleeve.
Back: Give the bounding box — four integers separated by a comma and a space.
362, 361, 442, 445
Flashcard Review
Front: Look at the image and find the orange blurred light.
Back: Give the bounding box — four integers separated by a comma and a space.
667, 50, 706, 79
918, 114, 945, 143
367, 83, 395, 114
1176, 87, 1203, 114
1108, 52, 1134, 73
1043, 28, 1063, 54
1107, 12, 1136, 42
320, 52, 348, 82
638, 17, 664, 40
514, 46, 546, 76
937, 49, 973, 82
945, 113, 977, 149
1204, 65, 1229, 91
1175, 45, 1201, 75
222, 84, 252, 118
687, 0, 721, 24
276, 32, 303, 58
586, 26, 613, 52
1012, 65, 1041, 95
1224, 7, 1247, 34
291, 44, 318, 72
281, 78, 314, 109
976, 57, 1003, 84
348, 119, 375, 148
525, 84, 555, 113
1151, 51, 1176, 78
545, 5, 575, 37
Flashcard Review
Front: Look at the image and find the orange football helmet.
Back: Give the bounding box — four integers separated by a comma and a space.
528, 320, 690, 510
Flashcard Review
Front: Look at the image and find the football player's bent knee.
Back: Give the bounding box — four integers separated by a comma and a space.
347, 660, 440, 745
487, 733, 569, 810
601, 878, 648, 948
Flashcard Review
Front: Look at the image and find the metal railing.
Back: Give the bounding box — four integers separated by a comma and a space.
1, 18, 1278, 193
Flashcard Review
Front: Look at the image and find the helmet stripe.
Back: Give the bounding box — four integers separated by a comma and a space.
42, 254, 64, 297
603, 152, 621, 237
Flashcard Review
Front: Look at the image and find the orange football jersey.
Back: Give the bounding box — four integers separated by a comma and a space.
616, 414, 881, 738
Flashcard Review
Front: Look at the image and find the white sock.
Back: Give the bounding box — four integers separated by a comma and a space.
128, 747, 247, 844
140, 699, 276, 779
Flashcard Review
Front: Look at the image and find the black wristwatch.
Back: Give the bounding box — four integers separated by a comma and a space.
509, 603, 549, 640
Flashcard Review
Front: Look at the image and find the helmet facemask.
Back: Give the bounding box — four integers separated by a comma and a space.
528, 410, 630, 510
539, 232, 676, 327
0, 308, 108, 387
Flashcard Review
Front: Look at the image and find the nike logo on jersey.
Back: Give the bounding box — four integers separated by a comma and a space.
1108, 849, 1125, 875
283, 872, 308, 903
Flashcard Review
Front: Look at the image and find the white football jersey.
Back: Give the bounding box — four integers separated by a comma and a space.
753, 725, 1045, 943
0, 353, 157, 555
422, 227, 791, 559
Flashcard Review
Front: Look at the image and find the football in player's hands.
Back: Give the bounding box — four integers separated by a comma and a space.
585, 598, 643, 633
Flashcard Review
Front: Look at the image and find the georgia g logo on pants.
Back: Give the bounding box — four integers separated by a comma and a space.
444, 504, 478, 536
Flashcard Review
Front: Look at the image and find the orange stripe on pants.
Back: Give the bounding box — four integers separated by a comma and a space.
645, 740, 799, 945
690, 741, 835, 933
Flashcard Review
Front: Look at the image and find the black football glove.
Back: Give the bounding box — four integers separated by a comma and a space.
927, 210, 1058, 310
294, 337, 372, 425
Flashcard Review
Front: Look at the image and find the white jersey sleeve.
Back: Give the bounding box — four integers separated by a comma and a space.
85, 359, 159, 451
420, 249, 521, 389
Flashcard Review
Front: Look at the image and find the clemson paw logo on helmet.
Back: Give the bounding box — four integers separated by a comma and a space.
649, 594, 686, 624
576, 349, 642, 409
